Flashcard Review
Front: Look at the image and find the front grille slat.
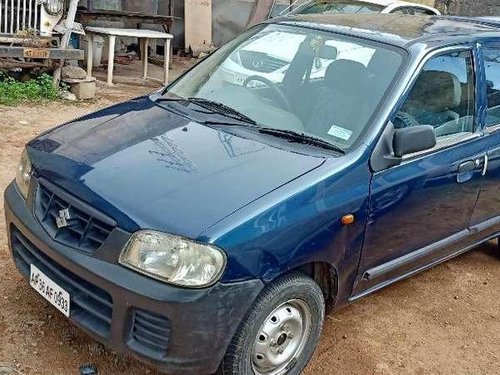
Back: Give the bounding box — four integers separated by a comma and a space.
67, 225, 85, 237
133, 334, 168, 352
134, 319, 170, 336
34, 180, 116, 255
72, 296, 112, 324
11, 228, 113, 338
131, 308, 171, 356
78, 219, 93, 247
42, 193, 54, 221
135, 316, 170, 334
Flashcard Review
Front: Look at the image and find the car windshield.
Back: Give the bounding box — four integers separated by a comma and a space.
166, 24, 404, 149
293, 0, 385, 14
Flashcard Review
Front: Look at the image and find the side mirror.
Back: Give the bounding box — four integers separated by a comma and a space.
393, 125, 436, 158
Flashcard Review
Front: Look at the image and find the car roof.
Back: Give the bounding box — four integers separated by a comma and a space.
275, 14, 500, 49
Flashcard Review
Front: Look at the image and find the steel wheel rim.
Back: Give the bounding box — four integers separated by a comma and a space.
251, 299, 312, 375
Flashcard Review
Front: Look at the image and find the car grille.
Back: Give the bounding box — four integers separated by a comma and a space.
10, 227, 113, 338
130, 308, 171, 358
239, 50, 288, 73
34, 179, 115, 254
0, 0, 42, 35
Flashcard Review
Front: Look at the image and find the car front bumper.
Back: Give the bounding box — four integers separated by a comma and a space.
4, 182, 264, 374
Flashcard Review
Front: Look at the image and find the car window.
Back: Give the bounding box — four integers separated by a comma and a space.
394, 50, 475, 140
391, 7, 414, 15
308, 40, 376, 80
167, 23, 404, 150
391, 6, 437, 15
413, 7, 437, 15
294, 0, 384, 14
483, 46, 500, 128
270, 0, 310, 17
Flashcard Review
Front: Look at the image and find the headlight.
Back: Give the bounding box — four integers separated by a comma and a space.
15, 149, 33, 200
44, 0, 64, 15
119, 230, 226, 288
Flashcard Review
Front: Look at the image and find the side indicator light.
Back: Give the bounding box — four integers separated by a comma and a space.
342, 214, 355, 225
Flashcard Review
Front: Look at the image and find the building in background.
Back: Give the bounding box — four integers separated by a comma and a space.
76, 0, 500, 56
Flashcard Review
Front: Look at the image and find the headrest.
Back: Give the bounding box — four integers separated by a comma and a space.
324, 59, 368, 93
407, 70, 462, 111
367, 49, 401, 81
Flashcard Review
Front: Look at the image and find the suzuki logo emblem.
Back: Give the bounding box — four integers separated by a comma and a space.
56, 208, 73, 229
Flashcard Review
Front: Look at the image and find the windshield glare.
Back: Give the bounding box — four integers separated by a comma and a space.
167, 24, 403, 149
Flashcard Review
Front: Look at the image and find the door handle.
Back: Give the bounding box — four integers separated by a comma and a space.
457, 160, 476, 183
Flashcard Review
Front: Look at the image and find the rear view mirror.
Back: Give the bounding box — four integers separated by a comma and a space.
319, 45, 338, 60
393, 125, 436, 157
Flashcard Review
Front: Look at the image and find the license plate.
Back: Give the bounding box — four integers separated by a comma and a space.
23, 48, 50, 59
30, 264, 70, 317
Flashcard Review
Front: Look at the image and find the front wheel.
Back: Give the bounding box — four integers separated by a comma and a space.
218, 272, 325, 375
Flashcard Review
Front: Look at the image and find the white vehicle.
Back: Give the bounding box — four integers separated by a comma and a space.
270, 0, 441, 17
0, 0, 83, 72
220, 31, 375, 88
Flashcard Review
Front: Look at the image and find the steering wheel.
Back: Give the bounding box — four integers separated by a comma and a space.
243, 75, 293, 112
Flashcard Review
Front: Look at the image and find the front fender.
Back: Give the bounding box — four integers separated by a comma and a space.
200, 151, 372, 308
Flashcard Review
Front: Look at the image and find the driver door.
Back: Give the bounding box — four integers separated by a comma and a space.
352, 47, 484, 297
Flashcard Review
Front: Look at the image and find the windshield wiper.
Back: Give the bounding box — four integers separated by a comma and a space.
186, 97, 257, 125
258, 128, 345, 154
156, 96, 257, 126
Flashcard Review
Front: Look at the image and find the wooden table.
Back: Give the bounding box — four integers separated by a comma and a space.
85, 27, 174, 85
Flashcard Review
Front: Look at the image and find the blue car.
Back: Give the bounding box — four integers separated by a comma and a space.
4, 14, 500, 375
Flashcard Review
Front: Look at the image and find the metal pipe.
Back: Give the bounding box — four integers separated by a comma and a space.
27, 0, 31, 28
16, 0, 19, 32
0, 1, 3, 34
4, 0, 8, 33
53, 0, 80, 86
22, 0, 25, 29
33, 0, 38, 30
10, 0, 14, 34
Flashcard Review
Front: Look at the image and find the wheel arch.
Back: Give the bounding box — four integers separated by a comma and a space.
290, 261, 339, 313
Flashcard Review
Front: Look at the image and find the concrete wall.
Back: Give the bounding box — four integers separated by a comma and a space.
435, 0, 500, 16
213, 0, 255, 45
185, 0, 212, 52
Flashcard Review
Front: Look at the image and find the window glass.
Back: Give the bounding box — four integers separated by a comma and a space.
483, 46, 500, 127
392, 7, 414, 15
414, 8, 437, 15
167, 24, 404, 149
394, 50, 475, 139
295, 0, 384, 14
392, 6, 437, 15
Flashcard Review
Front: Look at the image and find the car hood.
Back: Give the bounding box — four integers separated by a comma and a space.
28, 96, 325, 238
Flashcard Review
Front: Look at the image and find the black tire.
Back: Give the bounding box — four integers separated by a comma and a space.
218, 272, 325, 375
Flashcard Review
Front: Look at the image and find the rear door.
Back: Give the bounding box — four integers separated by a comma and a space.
352, 46, 485, 297
469, 43, 500, 238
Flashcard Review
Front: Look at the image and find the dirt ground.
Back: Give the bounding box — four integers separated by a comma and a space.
0, 61, 500, 375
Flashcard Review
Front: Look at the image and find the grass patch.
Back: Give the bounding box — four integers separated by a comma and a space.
0, 73, 60, 106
